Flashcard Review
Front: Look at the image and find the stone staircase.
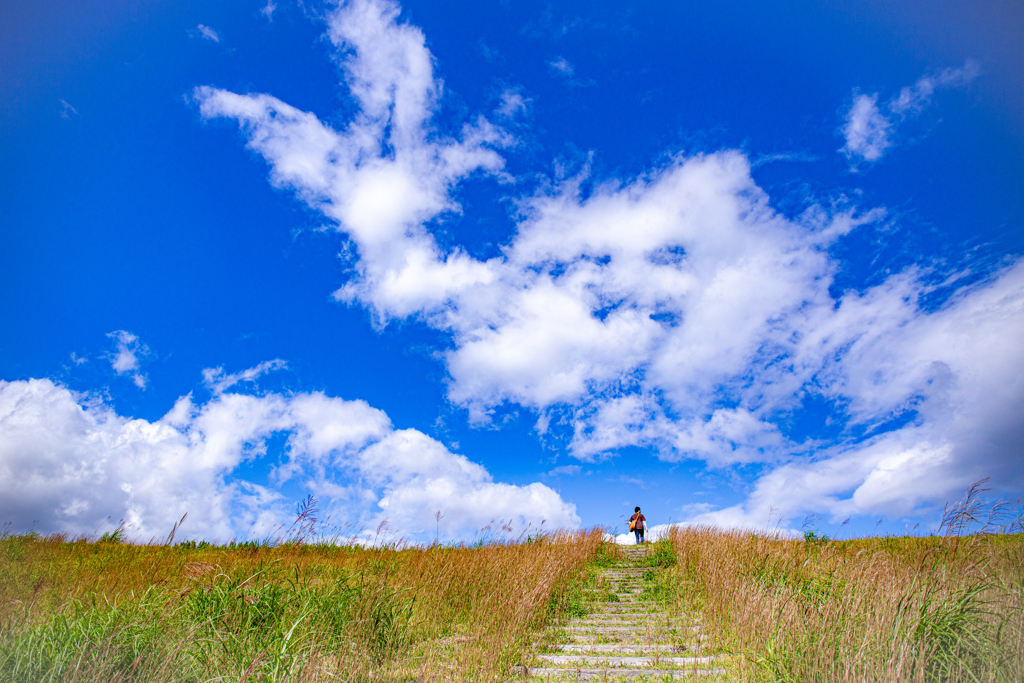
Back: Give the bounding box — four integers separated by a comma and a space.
517, 545, 726, 681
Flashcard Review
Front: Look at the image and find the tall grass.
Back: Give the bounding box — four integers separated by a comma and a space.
664, 491, 1024, 682
0, 528, 604, 682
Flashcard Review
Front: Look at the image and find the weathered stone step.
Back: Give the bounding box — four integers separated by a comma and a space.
559, 636, 704, 646
579, 613, 700, 622
573, 616, 672, 623
583, 610, 662, 616
559, 634, 710, 644
552, 625, 703, 634
554, 643, 695, 654
571, 616, 696, 625
520, 666, 725, 680
535, 654, 722, 666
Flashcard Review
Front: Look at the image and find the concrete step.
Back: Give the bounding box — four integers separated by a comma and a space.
552, 625, 703, 635
535, 655, 723, 667
553, 644, 697, 654
579, 613, 700, 622
559, 634, 706, 645
570, 618, 696, 627
572, 617, 671, 623
519, 666, 725, 680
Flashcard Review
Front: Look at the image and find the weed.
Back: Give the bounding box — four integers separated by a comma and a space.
663, 485, 1024, 683
0, 528, 603, 682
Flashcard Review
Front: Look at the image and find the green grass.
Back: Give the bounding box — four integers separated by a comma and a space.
0, 529, 604, 682
665, 527, 1024, 683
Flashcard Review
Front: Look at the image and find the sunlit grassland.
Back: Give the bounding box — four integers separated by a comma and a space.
0, 529, 608, 682
656, 496, 1023, 682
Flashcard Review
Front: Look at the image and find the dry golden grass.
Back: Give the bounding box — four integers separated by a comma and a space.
0, 529, 606, 682
664, 525, 1023, 682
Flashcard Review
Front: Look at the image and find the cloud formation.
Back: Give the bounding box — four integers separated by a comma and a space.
196, 24, 221, 42
202, 359, 287, 395
548, 57, 574, 77
841, 93, 891, 163
0, 376, 578, 542
59, 99, 78, 119
107, 330, 148, 389
841, 61, 979, 167
196, 1, 1022, 531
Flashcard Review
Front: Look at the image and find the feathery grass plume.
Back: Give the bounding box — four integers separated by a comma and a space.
0, 526, 604, 681
664, 482, 1023, 682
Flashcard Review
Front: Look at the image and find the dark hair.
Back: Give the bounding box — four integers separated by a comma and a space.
634, 506, 641, 512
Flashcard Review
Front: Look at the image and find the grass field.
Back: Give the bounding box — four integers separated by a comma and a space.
1, 488, 1020, 682
652, 489, 1024, 682
0, 528, 606, 682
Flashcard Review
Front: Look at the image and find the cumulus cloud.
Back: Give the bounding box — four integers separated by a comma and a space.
0, 373, 578, 542
195, 0, 508, 322
196, 24, 221, 42
841, 61, 979, 167
612, 523, 672, 545
107, 330, 149, 389
196, 1, 1021, 530
687, 262, 1024, 529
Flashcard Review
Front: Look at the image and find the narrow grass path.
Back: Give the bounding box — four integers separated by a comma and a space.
515, 544, 728, 681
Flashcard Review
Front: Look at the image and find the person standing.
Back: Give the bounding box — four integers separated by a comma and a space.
629, 507, 647, 544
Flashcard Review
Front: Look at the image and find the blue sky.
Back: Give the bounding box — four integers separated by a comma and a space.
1, 0, 1022, 544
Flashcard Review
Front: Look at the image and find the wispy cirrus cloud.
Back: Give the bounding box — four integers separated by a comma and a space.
202, 359, 287, 395
841, 61, 980, 168
59, 99, 78, 119
546, 55, 594, 87
195, 24, 221, 42
548, 56, 574, 77
195, 0, 1022, 532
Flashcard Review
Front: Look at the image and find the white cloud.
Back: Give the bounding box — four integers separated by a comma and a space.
840, 93, 891, 163
260, 1, 277, 21
196, 24, 221, 42
202, 359, 287, 395
612, 523, 672, 545
106, 330, 148, 389
497, 88, 529, 119
684, 262, 1024, 531
546, 56, 594, 87
195, 0, 509, 323
548, 56, 574, 77
840, 61, 979, 166
59, 99, 78, 119
0, 373, 578, 542
889, 61, 980, 118
196, 2, 1022, 528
